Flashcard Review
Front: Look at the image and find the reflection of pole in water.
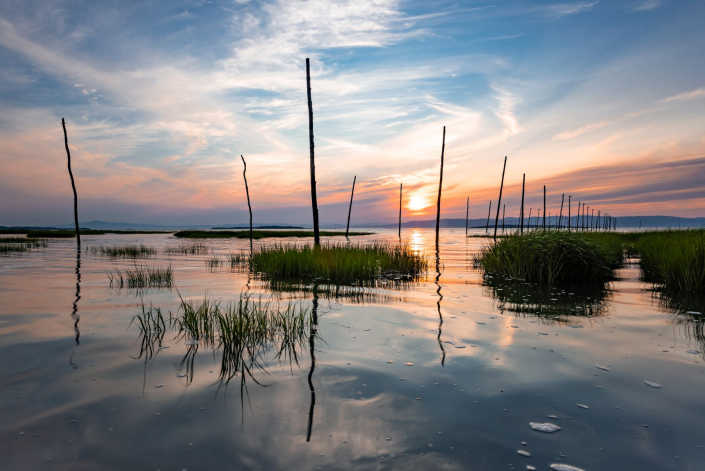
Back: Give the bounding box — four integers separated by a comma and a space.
435, 248, 446, 366
69, 247, 81, 368
306, 289, 319, 442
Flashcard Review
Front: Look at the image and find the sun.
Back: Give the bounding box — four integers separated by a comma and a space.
407, 194, 431, 212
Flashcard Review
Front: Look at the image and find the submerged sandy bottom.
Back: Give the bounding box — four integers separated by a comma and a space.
0, 228, 703, 470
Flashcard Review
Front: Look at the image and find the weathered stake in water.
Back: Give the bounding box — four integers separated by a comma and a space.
399, 183, 403, 238
306, 58, 320, 246
493, 156, 507, 240
346, 175, 356, 238
435, 126, 446, 245
61, 118, 80, 246
241, 155, 253, 247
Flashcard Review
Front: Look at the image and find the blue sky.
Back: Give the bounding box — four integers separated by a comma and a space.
0, 0, 703, 226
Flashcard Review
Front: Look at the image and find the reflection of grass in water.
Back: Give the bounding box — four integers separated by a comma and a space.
249, 242, 428, 284
266, 280, 409, 305
130, 303, 172, 361
483, 275, 611, 323
89, 244, 156, 258
163, 242, 209, 255
652, 289, 705, 357
476, 231, 622, 284
132, 294, 315, 387
173, 230, 372, 239
0, 237, 47, 253
107, 264, 173, 289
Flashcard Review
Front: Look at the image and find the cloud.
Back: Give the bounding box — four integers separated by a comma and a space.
553, 121, 608, 140
633, 0, 663, 11
663, 88, 705, 102
540, 1, 599, 18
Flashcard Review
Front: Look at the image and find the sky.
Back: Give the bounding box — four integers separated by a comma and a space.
0, 0, 704, 227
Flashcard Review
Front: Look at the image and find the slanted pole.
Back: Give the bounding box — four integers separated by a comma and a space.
398, 183, 402, 238
345, 175, 356, 237
568, 196, 572, 232
558, 193, 565, 230
485, 201, 492, 233
435, 126, 446, 245
493, 156, 507, 240
240, 155, 253, 247
61, 118, 80, 246
306, 58, 320, 246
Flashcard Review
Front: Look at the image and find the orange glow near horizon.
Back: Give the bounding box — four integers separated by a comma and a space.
408, 195, 431, 212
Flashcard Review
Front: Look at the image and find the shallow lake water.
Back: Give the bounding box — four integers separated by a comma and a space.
1, 228, 704, 470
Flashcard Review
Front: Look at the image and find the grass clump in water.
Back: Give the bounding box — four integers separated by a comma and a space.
164, 242, 209, 255
249, 242, 427, 283
634, 229, 705, 292
476, 231, 618, 284
89, 244, 156, 258
107, 264, 173, 289
0, 237, 47, 253
173, 230, 372, 239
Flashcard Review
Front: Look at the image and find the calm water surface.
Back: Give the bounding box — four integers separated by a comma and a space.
1, 229, 704, 470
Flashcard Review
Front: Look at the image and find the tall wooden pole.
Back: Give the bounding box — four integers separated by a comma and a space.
345, 175, 356, 237
465, 197, 469, 236
306, 58, 320, 246
398, 183, 402, 238
435, 126, 446, 245
568, 196, 572, 232
558, 193, 564, 230
520, 174, 525, 234
543, 185, 546, 230
61, 118, 80, 246
241, 155, 253, 247
493, 156, 507, 240
485, 201, 492, 233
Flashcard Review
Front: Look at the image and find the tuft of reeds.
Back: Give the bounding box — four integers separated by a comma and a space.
107, 264, 173, 289
635, 229, 705, 292
0, 237, 47, 253
164, 242, 209, 255
476, 231, 618, 284
89, 244, 156, 258
248, 242, 428, 283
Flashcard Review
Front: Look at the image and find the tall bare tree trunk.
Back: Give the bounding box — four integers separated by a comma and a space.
398, 183, 402, 238
61, 119, 80, 246
558, 193, 565, 230
306, 58, 320, 246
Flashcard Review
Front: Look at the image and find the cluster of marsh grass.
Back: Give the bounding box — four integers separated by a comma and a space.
89, 244, 156, 258
476, 231, 618, 284
634, 229, 705, 292
205, 252, 249, 270
0, 237, 47, 254
163, 242, 209, 255
130, 303, 173, 360
132, 294, 314, 385
173, 230, 371, 239
249, 242, 427, 284
107, 264, 173, 289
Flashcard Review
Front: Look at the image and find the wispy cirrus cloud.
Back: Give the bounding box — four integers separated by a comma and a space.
663, 88, 705, 102
553, 121, 608, 140
633, 0, 663, 11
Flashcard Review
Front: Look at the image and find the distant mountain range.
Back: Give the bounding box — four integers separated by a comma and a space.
2, 215, 702, 231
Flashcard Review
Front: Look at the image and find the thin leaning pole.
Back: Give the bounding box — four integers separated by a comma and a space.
502, 204, 505, 233
485, 201, 492, 234
493, 156, 507, 240
435, 126, 446, 246
306, 58, 320, 246
558, 193, 565, 230
520, 174, 526, 234
62, 118, 80, 246
398, 183, 402, 238
568, 195, 572, 232
345, 175, 356, 237
240, 155, 253, 248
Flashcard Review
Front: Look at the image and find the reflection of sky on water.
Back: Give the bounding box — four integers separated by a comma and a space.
1, 229, 704, 470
